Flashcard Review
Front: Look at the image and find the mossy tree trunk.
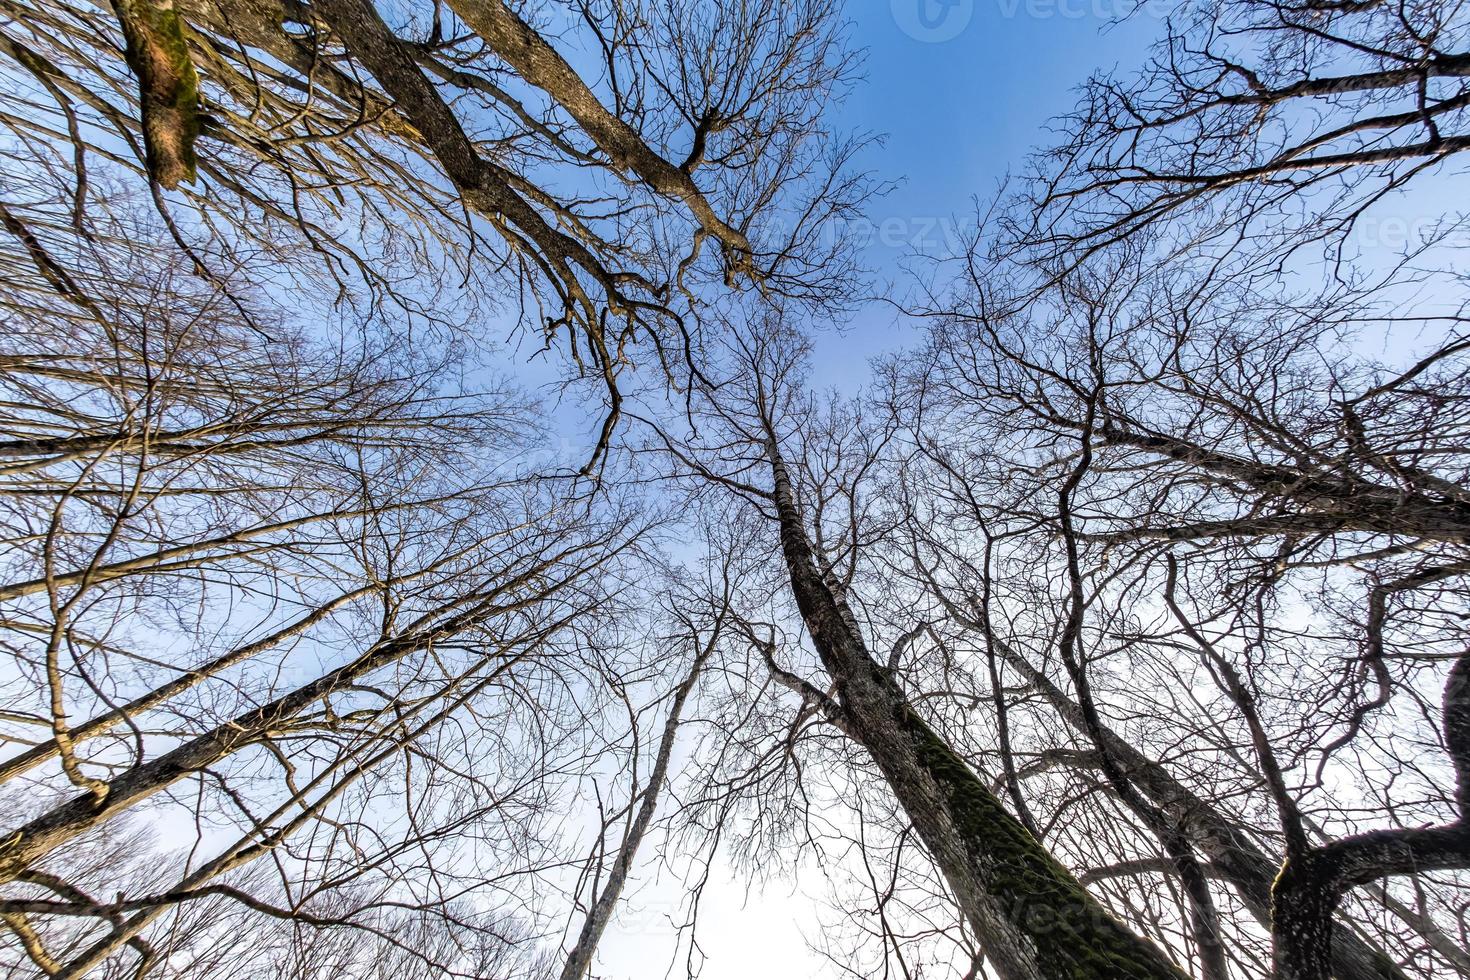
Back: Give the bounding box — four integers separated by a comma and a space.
111, 0, 200, 188
761, 433, 1188, 980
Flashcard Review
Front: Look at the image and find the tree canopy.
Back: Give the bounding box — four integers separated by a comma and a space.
2, 0, 1469, 978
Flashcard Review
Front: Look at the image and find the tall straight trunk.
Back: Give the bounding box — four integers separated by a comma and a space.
969, 613, 1411, 980
763, 437, 1186, 980
558, 628, 714, 980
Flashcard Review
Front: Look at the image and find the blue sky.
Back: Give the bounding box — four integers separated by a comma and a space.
803, 0, 1163, 387
593, 6, 1174, 976
510, 1, 1171, 457
483, 7, 1464, 974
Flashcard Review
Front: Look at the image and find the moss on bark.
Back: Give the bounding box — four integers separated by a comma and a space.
114, 0, 200, 188
902, 706, 1189, 979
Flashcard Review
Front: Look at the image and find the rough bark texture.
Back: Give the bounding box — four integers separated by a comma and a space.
764, 438, 1186, 980
112, 0, 200, 187
1274, 852, 1355, 980
1270, 828, 1470, 980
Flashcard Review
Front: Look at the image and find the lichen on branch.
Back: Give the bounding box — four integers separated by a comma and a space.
112, 0, 200, 188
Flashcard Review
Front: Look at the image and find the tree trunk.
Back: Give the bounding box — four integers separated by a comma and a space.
764, 437, 1186, 980
980, 624, 1409, 980
1274, 852, 1347, 980
558, 628, 714, 980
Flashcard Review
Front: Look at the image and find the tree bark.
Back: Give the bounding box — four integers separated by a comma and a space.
763, 435, 1186, 980
111, 0, 200, 187
964, 607, 1415, 980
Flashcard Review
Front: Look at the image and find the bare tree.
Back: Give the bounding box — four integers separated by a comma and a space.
900, 237, 1470, 980
1, 0, 870, 463
12, 0, 1470, 975
641, 319, 1193, 980
554, 548, 734, 980
0, 157, 661, 977
1019, 0, 1470, 271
